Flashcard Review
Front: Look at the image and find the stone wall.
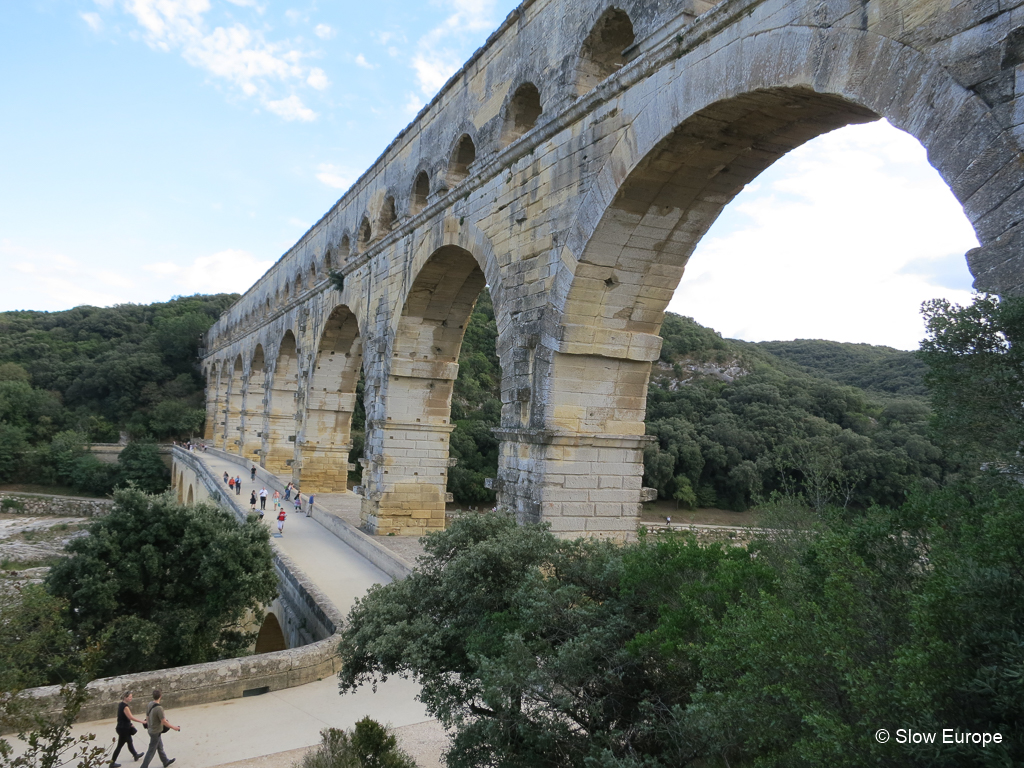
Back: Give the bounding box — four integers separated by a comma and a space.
0, 492, 113, 518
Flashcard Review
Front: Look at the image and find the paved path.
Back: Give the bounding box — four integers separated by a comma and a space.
50, 450, 434, 768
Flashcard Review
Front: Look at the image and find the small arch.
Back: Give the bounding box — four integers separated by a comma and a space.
411, 171, 430, 215
501, 82, 543, 147
576, 8, 635, 96
186, 485, 194, 505
357, 217, 372, 253
340, 234, 351, 259
380, 195, 397, 232
254, 613, 287, 653
447, 135, 476, 186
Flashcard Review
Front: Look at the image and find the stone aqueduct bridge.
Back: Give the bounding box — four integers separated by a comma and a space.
202, 0, 1024, 537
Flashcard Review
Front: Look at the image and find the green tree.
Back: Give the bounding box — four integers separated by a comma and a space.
299, 719, 416, 768
46, 487, 277, 676
337, 513, 769, 767
116, 440, 169, 493
919, 293, 1024, 469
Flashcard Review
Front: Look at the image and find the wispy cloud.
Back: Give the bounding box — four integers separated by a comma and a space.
316, 163, 356, 190
265, 94, 316, 121
80, 12, 103, 32
354, 53, 374, 69
410, 0, 500, 97
306, 67, 329, 90
144, 250, 274, 294
116, 0, 321, 120
0, 240, 137, 311
314, 23, 334, 40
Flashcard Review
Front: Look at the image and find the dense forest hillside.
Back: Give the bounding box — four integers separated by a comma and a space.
449, 293, 947, 510
0, 294, 236, 490
0, 291, 946, 511
754, 338, 928, 397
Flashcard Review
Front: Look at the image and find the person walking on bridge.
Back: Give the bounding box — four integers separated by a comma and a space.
249, 490, 257, 515
140, 689, 179, 768
110, 690, 145, 767
259, 487, 268, 511
250, 465, 257, 481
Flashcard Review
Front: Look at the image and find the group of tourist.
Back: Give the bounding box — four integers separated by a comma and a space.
224, 465, 315, 537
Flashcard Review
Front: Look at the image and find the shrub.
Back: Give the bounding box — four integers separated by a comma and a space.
299, 720, 416, 768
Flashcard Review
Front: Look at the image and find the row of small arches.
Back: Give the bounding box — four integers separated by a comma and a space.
322, 8, 637, 258
220, 8, 637, 338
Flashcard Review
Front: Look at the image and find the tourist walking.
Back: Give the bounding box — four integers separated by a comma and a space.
284, 482, 292, 501
259, 487, 268, 511
249, 491, 257, 514
110, 691, 145, 766
140, 689, 179, 768
223, 471, 229, 485
272, 489, 281, 512
294, 493, 302, 515
306, 493, 314, 518
235, 476, 242, 495
250, 465, 257, 481
277, 507, 286, 535
228, 476, 235, 493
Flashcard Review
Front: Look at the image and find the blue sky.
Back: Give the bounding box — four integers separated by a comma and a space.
0, 0, 979, 349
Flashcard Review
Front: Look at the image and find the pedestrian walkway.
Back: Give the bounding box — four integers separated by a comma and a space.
50, 450, 434, 768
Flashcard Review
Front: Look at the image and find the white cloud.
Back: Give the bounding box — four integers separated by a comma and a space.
404, 92, 425, 115
667, 120, 979, 350
306, 67, 329, 90
354, 53, 375, 69
94, 0, 116, 8
143, 249, 274, 294
80, 12, 103, 32
0, 240, 138, 311
314, 23, 334, 40
316, 163, 356, 190
116, 0, 323, 120
410, 0, 500, 97
265, 94, 316, 121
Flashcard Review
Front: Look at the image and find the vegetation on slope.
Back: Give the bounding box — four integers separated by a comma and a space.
755, 337, 928, 397
445, 292, 949, 510
0, 294, 236, 493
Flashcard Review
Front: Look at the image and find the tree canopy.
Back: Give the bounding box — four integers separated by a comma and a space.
46, 487, 277, 676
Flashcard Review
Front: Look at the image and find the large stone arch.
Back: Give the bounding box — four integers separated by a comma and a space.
265, 331, 301, 475
361, 244, 488, 535
299, 305, 363, 492
496, 25, 1023, 534
241, 345, 267, 461
224, 355, 245, 453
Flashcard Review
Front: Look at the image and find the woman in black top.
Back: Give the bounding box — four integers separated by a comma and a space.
111, 690, 145, 766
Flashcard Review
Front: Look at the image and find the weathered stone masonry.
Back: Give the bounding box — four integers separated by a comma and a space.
201, 0, 1024, 537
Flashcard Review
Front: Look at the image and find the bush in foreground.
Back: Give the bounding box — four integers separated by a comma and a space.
299, 720, 416, 768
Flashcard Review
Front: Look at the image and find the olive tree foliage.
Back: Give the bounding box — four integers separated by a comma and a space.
0, 587, 109, 768
919, 293, 1024, 470
298, 719, 416, 768
46, 487, 278, 676
337, 512, 771, 768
